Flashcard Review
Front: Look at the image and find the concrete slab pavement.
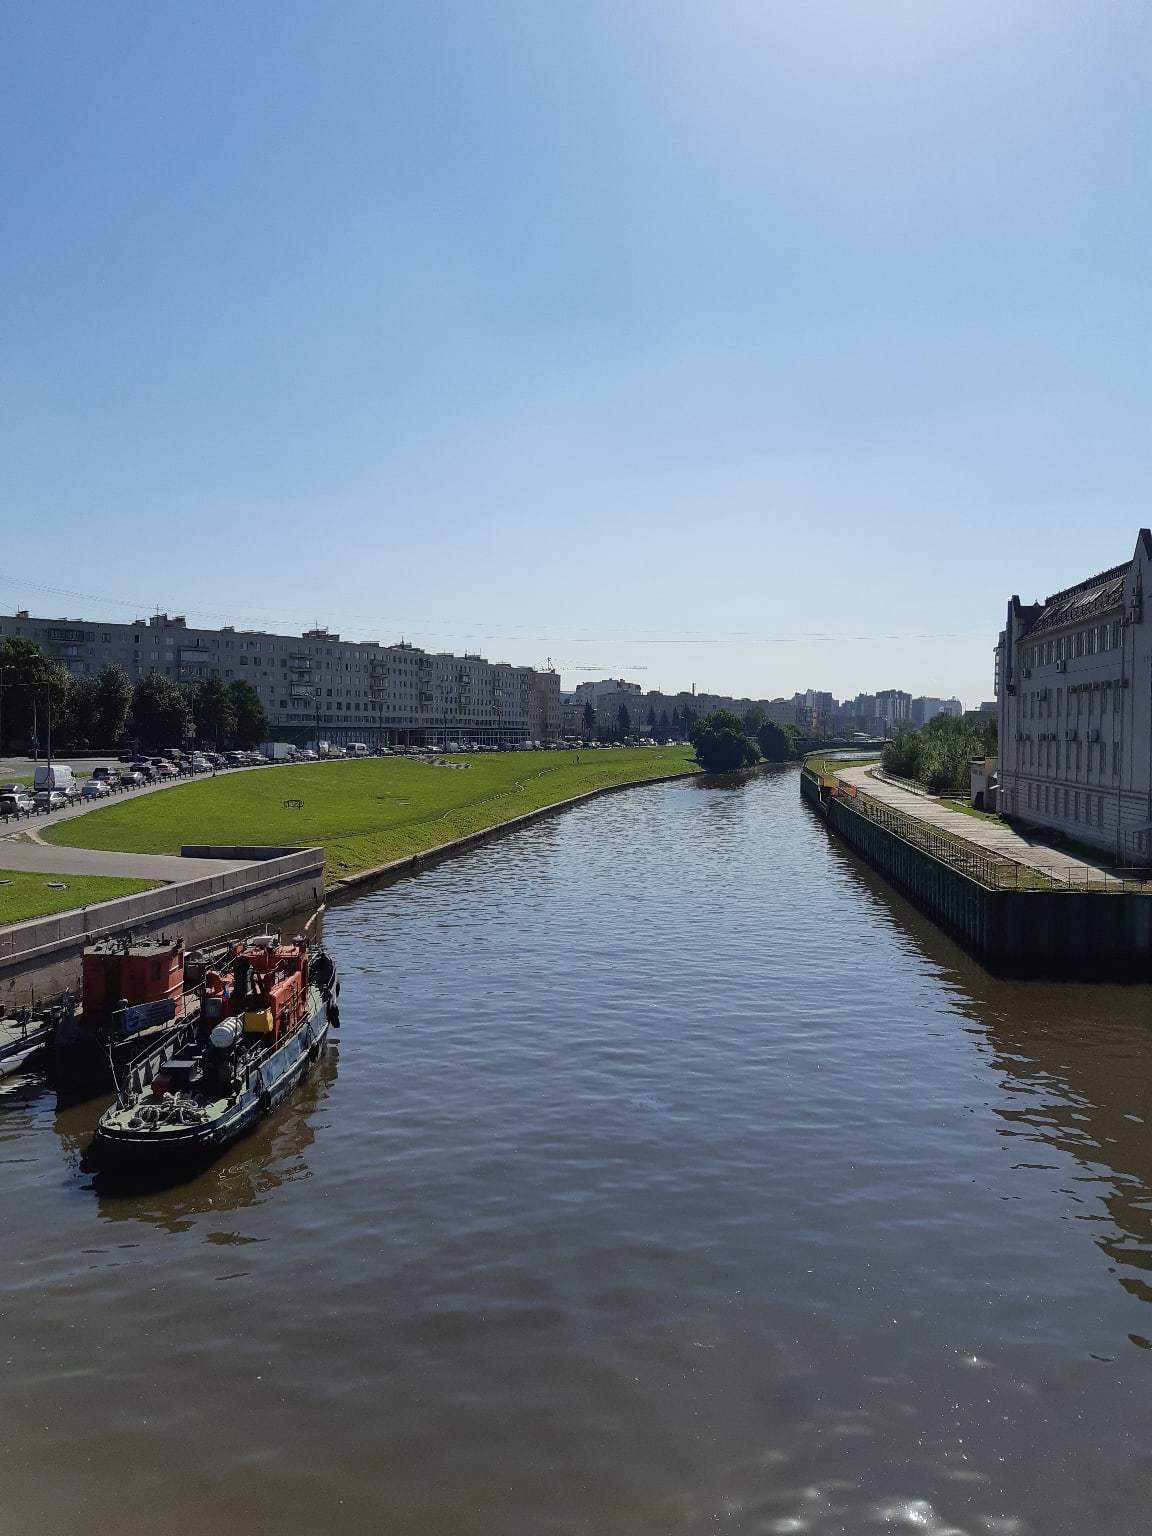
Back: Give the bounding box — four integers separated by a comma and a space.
836, 765, 1122, 884
0, 844, 249, 880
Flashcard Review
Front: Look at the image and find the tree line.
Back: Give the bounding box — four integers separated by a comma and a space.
881, 713, 997, 795
580, 699, 703, 743
688, 708, 804, 772
0, 636, 269, 754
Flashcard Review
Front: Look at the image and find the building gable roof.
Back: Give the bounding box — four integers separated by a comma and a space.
1028, 564, 1127, 635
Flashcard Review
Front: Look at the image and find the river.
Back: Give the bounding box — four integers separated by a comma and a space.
2, 766, 1151, 1535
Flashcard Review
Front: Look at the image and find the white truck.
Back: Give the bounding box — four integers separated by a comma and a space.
33, 762, 76, 793
260, 742, 298, 762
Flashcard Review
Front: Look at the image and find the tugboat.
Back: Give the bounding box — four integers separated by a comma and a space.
51, 936, 191, 1098
91, 933, 339, 1167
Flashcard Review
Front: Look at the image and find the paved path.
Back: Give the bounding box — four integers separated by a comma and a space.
0, 843, 248, 881
836, 766, 1121, 884
0, 763, 279, 883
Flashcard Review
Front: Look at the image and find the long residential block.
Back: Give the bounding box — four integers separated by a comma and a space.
0, 610, 562, 748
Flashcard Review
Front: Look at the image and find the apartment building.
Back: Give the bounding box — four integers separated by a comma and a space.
911, 696, 963, 726
996, 530, 1152, 857
0, 610, 561, 748
874, 689, 912, 732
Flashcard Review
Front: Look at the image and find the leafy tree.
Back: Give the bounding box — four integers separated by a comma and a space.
883, 715, 997, 795
645, 706, 657, 735
62, 676, 99, 751
228, 679, 268, 749
881, 727, 922, 780
670, 707, 681, 738
129, 673, 194, 750
0, 638, 70, 753
193, 672, 237, 748
617, 704, 631, 741
93, 664, 133, 746
582, 699, 596, 739
742, 706, 766, 735
690, 709, 761, 772
757, 720, 800, 762
657, 709, 671, 744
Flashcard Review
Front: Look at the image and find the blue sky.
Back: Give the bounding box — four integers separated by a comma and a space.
2, 1, 1149, 707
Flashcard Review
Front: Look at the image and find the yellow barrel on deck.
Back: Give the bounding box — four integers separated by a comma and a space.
242, 1009, 275, 1034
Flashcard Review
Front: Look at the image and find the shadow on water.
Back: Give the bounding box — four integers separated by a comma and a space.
819, 822, 1152, 1317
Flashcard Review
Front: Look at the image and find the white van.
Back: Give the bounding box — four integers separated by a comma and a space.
33, 762, 75, 794
346, 742, 370, 757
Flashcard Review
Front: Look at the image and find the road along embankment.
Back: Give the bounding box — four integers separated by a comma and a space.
801, 766, 1152, 978
0, 846, 323, 1007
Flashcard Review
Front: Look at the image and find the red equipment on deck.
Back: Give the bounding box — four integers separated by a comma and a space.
82, 937, 185, 1026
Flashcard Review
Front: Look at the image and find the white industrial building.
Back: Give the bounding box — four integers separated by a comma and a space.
0, 610, 561, 748
996, 530, 1152, 858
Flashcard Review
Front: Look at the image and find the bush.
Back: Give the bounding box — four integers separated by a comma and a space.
690, 710, 761, 772
757, 720, 802, 762
883, 715, 996, 795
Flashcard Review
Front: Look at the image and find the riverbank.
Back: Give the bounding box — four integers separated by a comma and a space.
44, 749, 698, 878
801, 762, 1152, 976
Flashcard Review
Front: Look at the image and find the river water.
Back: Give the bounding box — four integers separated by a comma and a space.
2, 767, 1151, 1535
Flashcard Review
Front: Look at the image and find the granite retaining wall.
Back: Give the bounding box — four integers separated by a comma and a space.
0, 847, 324, 1006
802, 769, 1152, 977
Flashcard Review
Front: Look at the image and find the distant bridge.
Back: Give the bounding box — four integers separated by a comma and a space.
794, 736, 888, 752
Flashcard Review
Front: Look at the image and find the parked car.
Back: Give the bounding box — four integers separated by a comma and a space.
81, 779, 112, 798
153, 762, 178, 779
33, 789, 70, 812
89, 766, 119, 785
0, 791, 35, 816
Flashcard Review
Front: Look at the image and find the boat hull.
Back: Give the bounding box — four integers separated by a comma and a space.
92, 995, 331, 1168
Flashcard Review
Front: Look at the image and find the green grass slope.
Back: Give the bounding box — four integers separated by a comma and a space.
44, 749, 697, 876
0, 870, 159, 927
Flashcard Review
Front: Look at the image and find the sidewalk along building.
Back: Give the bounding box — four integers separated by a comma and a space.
0, 610, 561, 750
995, 529, 1152, 858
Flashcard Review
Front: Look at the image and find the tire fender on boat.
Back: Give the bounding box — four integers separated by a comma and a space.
327, 1001, 341, 1029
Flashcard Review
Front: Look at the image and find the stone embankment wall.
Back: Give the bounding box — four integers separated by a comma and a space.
0, 847, 324, 1007
801, 770, 1152, 977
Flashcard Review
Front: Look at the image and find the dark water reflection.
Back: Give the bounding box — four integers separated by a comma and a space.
2, 767, 1151, 1535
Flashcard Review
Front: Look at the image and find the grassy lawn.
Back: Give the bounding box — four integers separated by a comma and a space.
0, 870, 159, 927
44, 748, 698, 878
941, 798, 1001, 823
804, 754, 880, 777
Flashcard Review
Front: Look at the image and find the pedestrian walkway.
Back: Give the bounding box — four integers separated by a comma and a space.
835, 766, 1123, 885
0, 843, 249, 881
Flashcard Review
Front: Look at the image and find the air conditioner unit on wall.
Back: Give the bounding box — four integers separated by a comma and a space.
1055, 660, 1067, 672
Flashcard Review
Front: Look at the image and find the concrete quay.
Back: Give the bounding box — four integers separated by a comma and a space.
802, 765, 1152, 977
0, 846, 324, 1008
835, 766, 1123, 886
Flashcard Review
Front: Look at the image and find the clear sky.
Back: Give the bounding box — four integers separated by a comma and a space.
2, 2, 1149, 708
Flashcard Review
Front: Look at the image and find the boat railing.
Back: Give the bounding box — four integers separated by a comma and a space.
116, 1022, 195, 1105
